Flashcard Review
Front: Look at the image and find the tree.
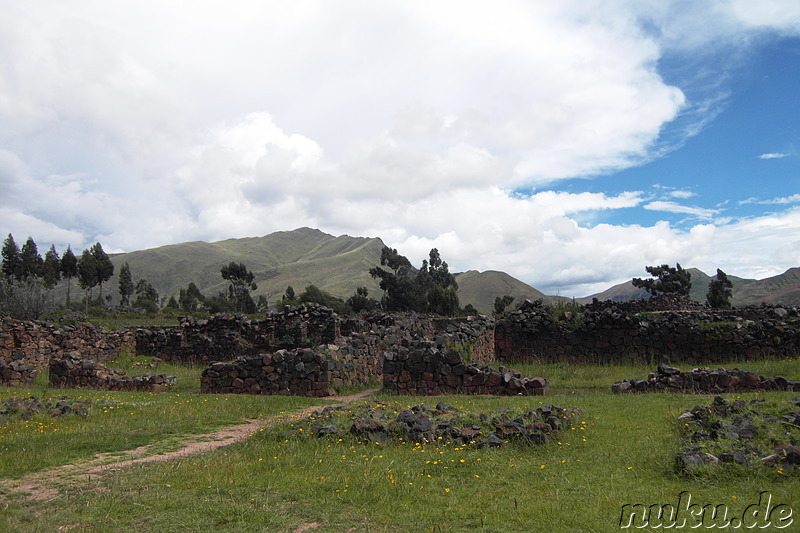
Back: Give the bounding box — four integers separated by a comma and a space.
220, 262, 257, 313
420, 248, 459, 316
133, 279, 160, 313
61, 246, 78, 306
42, 245, 61, 289
494, 295, 516, 316
77, 249, 99, 313
706, 268, 733, 309
118, 262, 134, 306
165, 295, 179, 310
347, 286, 379, 313
632, 263, 692, 297
178, 282, 206, 313
18, 237, 43, 281
90, 243, 114, 302
281, 285, 296, 306
298, 284, 350, 315
462, 303, 479, 316
1, 234, 21, 281
369, 246, 460, 315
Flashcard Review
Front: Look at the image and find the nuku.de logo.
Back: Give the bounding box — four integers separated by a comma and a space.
619, 491, 793, 529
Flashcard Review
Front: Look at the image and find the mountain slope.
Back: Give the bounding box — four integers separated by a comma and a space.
104, 228, 386, 306
100, 228, 546, 314
455, 270, 546, 315
581, 267, 797, 306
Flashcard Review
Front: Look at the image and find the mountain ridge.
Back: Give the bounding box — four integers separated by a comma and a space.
95, 227, 799, 312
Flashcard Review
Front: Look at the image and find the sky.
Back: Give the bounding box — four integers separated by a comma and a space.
1, 0, 799, 297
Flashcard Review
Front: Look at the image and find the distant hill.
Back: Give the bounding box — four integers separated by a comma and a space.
581, 267, 799, 307
91, 228, 543, 314
102, 228, 386, 307
455, 270, 545, 315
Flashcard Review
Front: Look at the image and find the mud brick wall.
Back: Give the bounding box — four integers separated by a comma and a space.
135, 304, 340, 363
383, 339, 547, 396
0, 360, 37, 386
0, 317, 134, 369
611, 364, 800, 393
496, 300, 800, 365
49, 354, 175, 392
200, 349, 335, 397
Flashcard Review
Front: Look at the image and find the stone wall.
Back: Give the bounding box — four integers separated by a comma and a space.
198, 312, 499, 397
611, 363, 800, 394
496, 299, 800, 365
200, 349, 335, 397
0, 317, 134, 369
135, 304, 340, 363
0, 360, 37, 386
49, 354, 175, 392
382, 339, 548, 396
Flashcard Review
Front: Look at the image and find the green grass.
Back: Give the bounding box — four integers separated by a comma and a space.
1, 358, 798, 532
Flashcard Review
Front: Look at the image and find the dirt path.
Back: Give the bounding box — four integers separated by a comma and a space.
0, 389, 379, 503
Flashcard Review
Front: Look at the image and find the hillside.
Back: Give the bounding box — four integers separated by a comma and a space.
581, 267, 797, 307
454, 270, 545, 315
102, 228, 386, 307
94, 228, 543, 314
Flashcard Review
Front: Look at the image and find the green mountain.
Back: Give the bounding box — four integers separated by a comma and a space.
105, 228, 385, 307
96, 228, 543, 314
581, 267, 799, 307
454, 270, 545, 315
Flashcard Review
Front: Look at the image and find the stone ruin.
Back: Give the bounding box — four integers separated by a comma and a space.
200, 349, 335, 397
198, 310, 547, 397
0, 359, 37, 386
0, 316, 133, 369
496, 297, 800, 364
382, 339, 547, 396
611, 363, 800, 394
49, 353, 176, 392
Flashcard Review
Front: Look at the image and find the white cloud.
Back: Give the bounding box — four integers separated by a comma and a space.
758, 152, 790, 159
669, 190, 696, 199
1, 1, 800, 297
644, 201, 720, 219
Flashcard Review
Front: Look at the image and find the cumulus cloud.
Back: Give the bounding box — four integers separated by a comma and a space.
1, 1, 800, 296
758, 152, 790, 159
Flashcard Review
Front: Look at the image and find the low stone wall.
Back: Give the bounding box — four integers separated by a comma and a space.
611, 364, 800, 394
200, 349, 335, 397
383, 339, 547, 396
49, 354, 175, 392
135, 304, 340, 363
0, 360, 37, 386
496, 299, 800, 365
1, 317, 134, 369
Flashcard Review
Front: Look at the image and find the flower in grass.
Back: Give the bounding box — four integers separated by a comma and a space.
445, 488, 451, 493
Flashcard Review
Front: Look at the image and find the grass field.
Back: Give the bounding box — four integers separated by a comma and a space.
1, 357, 798, 532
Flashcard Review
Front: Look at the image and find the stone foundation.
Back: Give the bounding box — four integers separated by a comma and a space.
611, 364, 800, 393
496, 299, 800, 364
49, 354, 175, 392
0, 360, 37, 386
383, 339, 547, 396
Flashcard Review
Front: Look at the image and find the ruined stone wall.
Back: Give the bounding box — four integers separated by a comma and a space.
496, 301, 800, 365
49, 354, 175, 392
198, 312, 499, 396
135, 304, 340, 363
382, 339, 547, 396
0, 317, 134, 369
611, 364, 800, 393
200, 349, 335, 397
0, 360, 37, 386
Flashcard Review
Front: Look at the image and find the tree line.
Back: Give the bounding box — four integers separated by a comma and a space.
0, 232, 737, 322
0, 234, 477, 321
